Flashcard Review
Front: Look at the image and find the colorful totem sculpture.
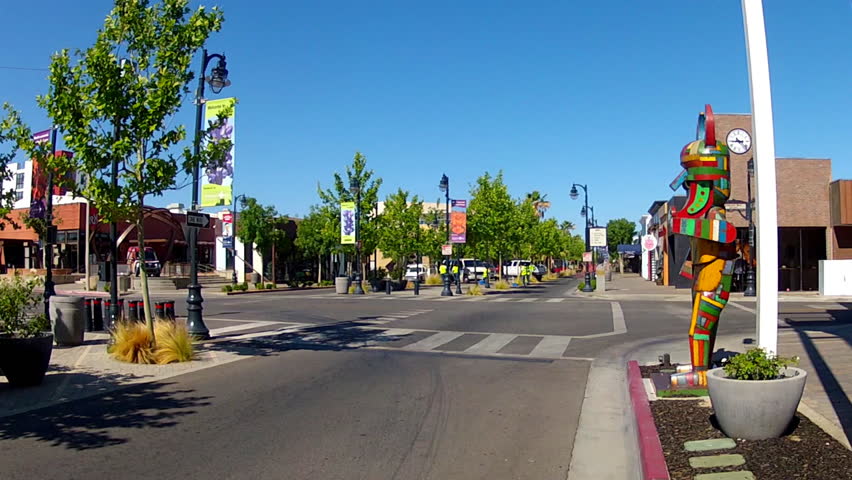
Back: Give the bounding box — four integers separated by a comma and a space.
669, 104, 738, 387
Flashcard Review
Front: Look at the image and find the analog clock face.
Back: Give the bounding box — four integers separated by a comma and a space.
726, 128, 752, 154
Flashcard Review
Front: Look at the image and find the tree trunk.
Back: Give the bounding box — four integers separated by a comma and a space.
136, 204, 155, 345
271, 243, 276, 284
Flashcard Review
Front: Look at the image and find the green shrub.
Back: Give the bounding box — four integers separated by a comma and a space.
221, 284, 233, 293
0, 276, 49, 338
254, 282, 263, 290
266, 283, 276, 289
319, 280, 334, 287
233, 282, 248, 292
722, 348, 799, 380
103, 282, 111, 292
577, 280, 598, 290
425, 274, 442, 286
494, 279, 510, 290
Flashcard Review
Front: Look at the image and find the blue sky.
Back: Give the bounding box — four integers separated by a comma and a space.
2, 1, 850, 233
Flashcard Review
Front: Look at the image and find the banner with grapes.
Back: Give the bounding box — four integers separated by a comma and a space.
201, 97, 236, 207
340, 202, 356, 244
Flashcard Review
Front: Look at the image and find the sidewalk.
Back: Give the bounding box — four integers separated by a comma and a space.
584, 273, 852, 303
0, 321, 296, 418
629, 325, 852, 450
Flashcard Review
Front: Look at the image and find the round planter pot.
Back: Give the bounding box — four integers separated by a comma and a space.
0, 333, 54, 387
707, 366, 807, 440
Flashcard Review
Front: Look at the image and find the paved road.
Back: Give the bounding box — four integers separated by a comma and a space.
0, 278, 765, 479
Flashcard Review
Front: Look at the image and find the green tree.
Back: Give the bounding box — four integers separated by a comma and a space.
606, 218, 638, 256
376, 189, 423, 278
22, 0, 229, 339
559, 220, 575, 233
317, 151, 382, 268
468, 172, 516, 276
236, 197, 288, 282
295, 205, 338, 282
525, 190, 551, 219
419, 202, 446, 267
0, 109, 23, 222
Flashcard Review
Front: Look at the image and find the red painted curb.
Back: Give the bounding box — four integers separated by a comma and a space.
627, 360, 670, 480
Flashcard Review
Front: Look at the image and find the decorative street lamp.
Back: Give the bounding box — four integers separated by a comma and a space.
232, 194, 247, 285
744, 158, 757, 297
439, 174, 452, 296
350, 177, 365, 295
187, 49, 231, 340
570, 183, 594, 293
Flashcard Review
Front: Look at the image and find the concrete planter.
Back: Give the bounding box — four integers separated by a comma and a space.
0, 333, 53, 386
707, 366, 807, 440
50, 295, 86, 346
335, 276, 350, 294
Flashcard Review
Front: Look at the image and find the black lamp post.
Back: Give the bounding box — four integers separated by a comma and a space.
571, 183, 594, 293
231, 194, 247, 285
350, 178, 365, 295
439, 174, 453, 296
43, 128, 59, 320
187, 49, 231, 340
744, 159, 757, 297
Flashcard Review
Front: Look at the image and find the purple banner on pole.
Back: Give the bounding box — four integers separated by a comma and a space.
32, 129, 51, 144
451, 199, 467, 208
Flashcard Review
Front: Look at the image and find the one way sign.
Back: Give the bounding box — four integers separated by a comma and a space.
186, 211, 211, 228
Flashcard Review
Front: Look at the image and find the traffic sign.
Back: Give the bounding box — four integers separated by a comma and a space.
222, 236, 234, 249
186, 211, 211, 228
222, 213, 233, 223
642, 235, 658, 251
582, 252, 592, 263
589, 227, 607, 247
442, 244, 453, 256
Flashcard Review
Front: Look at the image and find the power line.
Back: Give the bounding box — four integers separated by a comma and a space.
0, 66, 48, 72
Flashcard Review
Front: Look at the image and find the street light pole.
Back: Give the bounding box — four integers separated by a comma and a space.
232, 194, 246, 285
744, 158, 757, 297
350, 178, 365, 295
187, 49, 231, 340
571, 183, 593, 293
439, 174, 452, 296
43, 128, 58, 320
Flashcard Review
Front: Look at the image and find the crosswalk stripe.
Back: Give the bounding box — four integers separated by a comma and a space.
493, 297, 511, 302
546, 298, 565, 303
463, 333, 517, 355
528, 336, 572, 358
402, 331, 465, 351
378, 328, 415, 336
518, 298, 537, 303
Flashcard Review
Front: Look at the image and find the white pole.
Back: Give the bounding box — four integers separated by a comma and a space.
84, 195, 90, 291
742, 0, 779, 355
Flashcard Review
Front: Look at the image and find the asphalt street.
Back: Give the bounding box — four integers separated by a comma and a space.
0, 278, 766, 479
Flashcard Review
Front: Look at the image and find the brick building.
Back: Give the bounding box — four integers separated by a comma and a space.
645, 112, 840, 292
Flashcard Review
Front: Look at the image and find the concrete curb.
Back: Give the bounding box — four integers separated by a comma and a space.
627, 360, 670, 480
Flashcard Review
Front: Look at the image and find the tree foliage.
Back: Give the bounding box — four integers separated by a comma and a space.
7, 0, 230, 340
606, 218, 638, 255
467, 172, 516, 263
236, 197, 287, 253
294, 205, 338, 260
376, 189, 422, 270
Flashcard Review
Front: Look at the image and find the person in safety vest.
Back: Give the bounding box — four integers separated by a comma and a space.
451, 262, 460, 285
439, 262, 448, 282
523, 264, 530, 286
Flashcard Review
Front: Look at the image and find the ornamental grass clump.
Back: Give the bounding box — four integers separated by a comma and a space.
543, 272, 559, 281
494, 279, 510, 290
722, 347, 798, 380
425, 274, 442, 286
110, 320, 194, 365
466, 284, 484, 296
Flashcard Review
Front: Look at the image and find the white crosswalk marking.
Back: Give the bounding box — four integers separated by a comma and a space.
528, 336, 572, 358
546, 298, 565, 303
518, 298, 537, 303
493, 297, 511, 302
402, 331, 465, 351
463, 333, 516, 355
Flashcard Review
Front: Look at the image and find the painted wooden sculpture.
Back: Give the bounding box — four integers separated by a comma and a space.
669, 104, 738, 387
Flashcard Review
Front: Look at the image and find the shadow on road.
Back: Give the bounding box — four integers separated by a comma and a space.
205, 321, 407, 358
0, 372, 211, 450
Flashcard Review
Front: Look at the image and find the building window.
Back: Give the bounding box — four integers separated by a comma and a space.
15, 191, 23, 201
15, 173, 24, 190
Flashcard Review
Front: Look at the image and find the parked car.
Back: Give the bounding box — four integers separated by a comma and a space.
459, 259, 492, 282
502, 260, 532, 278
126, 246, 162, 277
404, 264, 427, 282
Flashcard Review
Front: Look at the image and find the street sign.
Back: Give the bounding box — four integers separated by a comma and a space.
222, 213, 233, 223
451, 199, 467, 208
642, 234, 658, 251
583, 252, 592, 263
589, 227, 607, 247
222, 236, 234, 249
186, 211, 211, 228
442, 244, 453, 256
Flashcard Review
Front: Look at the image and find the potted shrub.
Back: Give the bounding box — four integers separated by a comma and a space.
0, 276, 53, 386
706, 347, 806, 440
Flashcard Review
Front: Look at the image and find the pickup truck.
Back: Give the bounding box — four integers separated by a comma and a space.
459, 259, 497, 282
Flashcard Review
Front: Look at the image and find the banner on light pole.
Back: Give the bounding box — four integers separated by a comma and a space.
450, 199, 467, 243
340, 202, 356, 244
201, 97, 236, 207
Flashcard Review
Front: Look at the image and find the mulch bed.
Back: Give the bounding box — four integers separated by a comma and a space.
647, 385, 852, 479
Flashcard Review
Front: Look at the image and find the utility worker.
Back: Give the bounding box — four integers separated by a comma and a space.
439, 262, 448, 282
523, 264, 530, 287
451, 261, 460, 285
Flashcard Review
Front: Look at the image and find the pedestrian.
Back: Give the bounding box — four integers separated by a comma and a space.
451, 261, 460, 286
439, 262, 448, 284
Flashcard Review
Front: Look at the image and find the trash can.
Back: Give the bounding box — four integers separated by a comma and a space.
335, 276, 350, 294
49, 296, 85, 346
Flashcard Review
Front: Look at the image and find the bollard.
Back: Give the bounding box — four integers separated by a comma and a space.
164, 300, 176, 321
84, 298, 93, 332
128, 300, 138, 322
155, 302, 165, 321
386, 279, 392, 295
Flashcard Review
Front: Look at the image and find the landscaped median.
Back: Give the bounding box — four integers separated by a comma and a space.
628, 359, 852, 480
